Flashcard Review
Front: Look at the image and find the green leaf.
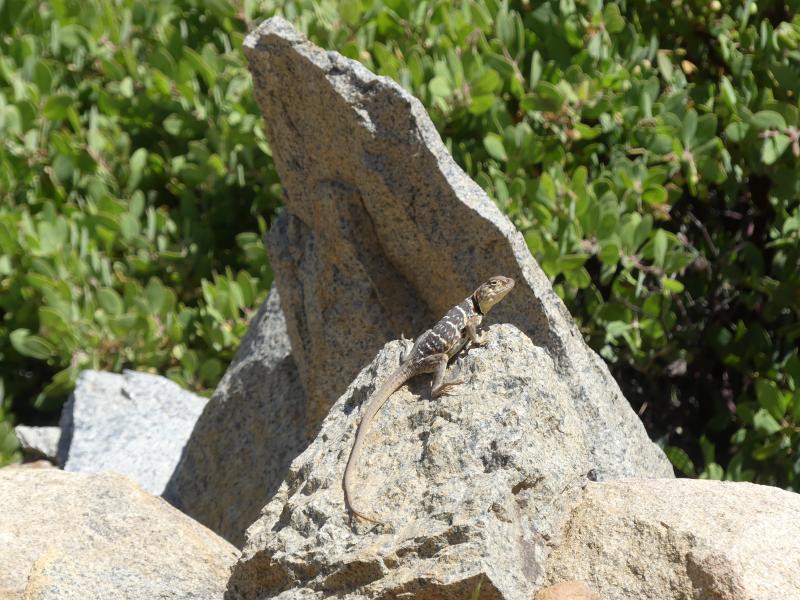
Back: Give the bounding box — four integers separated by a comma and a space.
660, 277, 684, 293
754, 379, 788, 420
682, 109, 698, 147
199, 358, 224, 387
603, 3, 625, 33
599, 242, 620, 265
720, 76, 737, 108
753, 408, 782, 435
127, 148, 148, 192
653, 229, 667, 267
429, 76, 451, 97
642, 185, 667, 205
751, 110, 786, 130
761, 134, 790, 165
557, 254, 590, 272
725, 122, 749, 142
145, 279, 166, 313
339, 0, 362, 26
97, 288, 124, 316
699, 435, 716, 466
656, 52, 673, 81
469, 95, 495, 115
701, 462, 725, 480
665, 446, 696, 476
471, 69, 501, 95
10, 329, 55, 360
529, 81, 565, 113
483, 133, 508, 161
43, 94, 73, 121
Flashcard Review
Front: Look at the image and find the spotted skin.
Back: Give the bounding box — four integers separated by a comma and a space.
343, 276, 515, 525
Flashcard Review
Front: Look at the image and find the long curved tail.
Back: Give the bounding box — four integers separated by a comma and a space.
343, 364, 414, 524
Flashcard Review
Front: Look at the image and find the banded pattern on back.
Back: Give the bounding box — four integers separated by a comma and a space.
412, 298, 479, 360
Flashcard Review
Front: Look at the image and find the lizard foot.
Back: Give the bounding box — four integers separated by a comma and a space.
432, 380, 464, 398
473, 333, 490, 347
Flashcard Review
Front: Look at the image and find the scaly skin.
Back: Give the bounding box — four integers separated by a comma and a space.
343, 275, 515, 524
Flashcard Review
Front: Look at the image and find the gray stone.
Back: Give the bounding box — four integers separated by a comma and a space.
244, 16, 671, 480
543, 478, 800, 600
0, 468, 237, 599
226, 325, 656, 599
14, 425, 60, 462
58, 369, 207, 495
164, 288, 307, 547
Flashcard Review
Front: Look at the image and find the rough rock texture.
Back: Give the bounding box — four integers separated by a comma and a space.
14, 425, 60, 462
544, 479, 800, 600
58, 369, 207, 495
0, 468, 238, 599
165, 288, 306, 547
227, 325, 642, 600
244, 17, 671, 480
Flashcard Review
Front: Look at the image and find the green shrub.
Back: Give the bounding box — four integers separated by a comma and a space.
0, 0, 277, 449
2, 0, 798, 490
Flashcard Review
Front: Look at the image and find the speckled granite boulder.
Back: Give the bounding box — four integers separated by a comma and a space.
244, 16, 671, 481
226, 325, 659, 599
14, 425, 59, 462
0, 468, 237, 599
543, 479, 800, 600
58, 369, 207, 495
164, 288, 306, 547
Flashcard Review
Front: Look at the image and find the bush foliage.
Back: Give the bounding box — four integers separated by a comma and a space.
1, 0, 798, 486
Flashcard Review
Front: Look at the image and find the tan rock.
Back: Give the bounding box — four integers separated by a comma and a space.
226, 325, 655, 599
535, 581, 599, 600
544, 479, 800, 600
244, 16, 671, 484
0, 469, 238, 599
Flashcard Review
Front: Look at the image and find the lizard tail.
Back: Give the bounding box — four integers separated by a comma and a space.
343, 364, 414, 525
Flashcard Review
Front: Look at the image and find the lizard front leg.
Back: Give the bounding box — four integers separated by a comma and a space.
401, 330, 427, 363
466, 315, 488, 346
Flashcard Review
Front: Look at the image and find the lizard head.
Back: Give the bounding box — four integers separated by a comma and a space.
474, 275, 515, 314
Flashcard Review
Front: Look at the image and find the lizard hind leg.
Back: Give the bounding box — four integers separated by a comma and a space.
419, 353, 464, 398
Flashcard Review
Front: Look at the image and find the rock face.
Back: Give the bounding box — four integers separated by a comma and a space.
58, 369, 207, 495
0, 468, 238, 599
244, 17, 671, 480
14, 425, 60, 462
228, 325, 645, 599
164, 288, 307, 547
543, 479, 800, 600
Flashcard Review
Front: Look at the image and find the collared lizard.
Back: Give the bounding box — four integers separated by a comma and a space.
343, 275, 516, 524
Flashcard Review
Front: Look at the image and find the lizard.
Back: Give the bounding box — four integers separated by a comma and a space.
342, 275, 516, 524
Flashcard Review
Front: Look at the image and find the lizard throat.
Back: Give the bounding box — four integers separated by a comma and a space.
471, 294, 484, 316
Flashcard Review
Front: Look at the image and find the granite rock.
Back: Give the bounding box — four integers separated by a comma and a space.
14, 425, 60, 462
243, 16, 671, 480
58, 369, 207, 495
543, 479, 800, 600
164, 288, 307, 547
226, 325, 657, 599
0, 468, 238, 599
